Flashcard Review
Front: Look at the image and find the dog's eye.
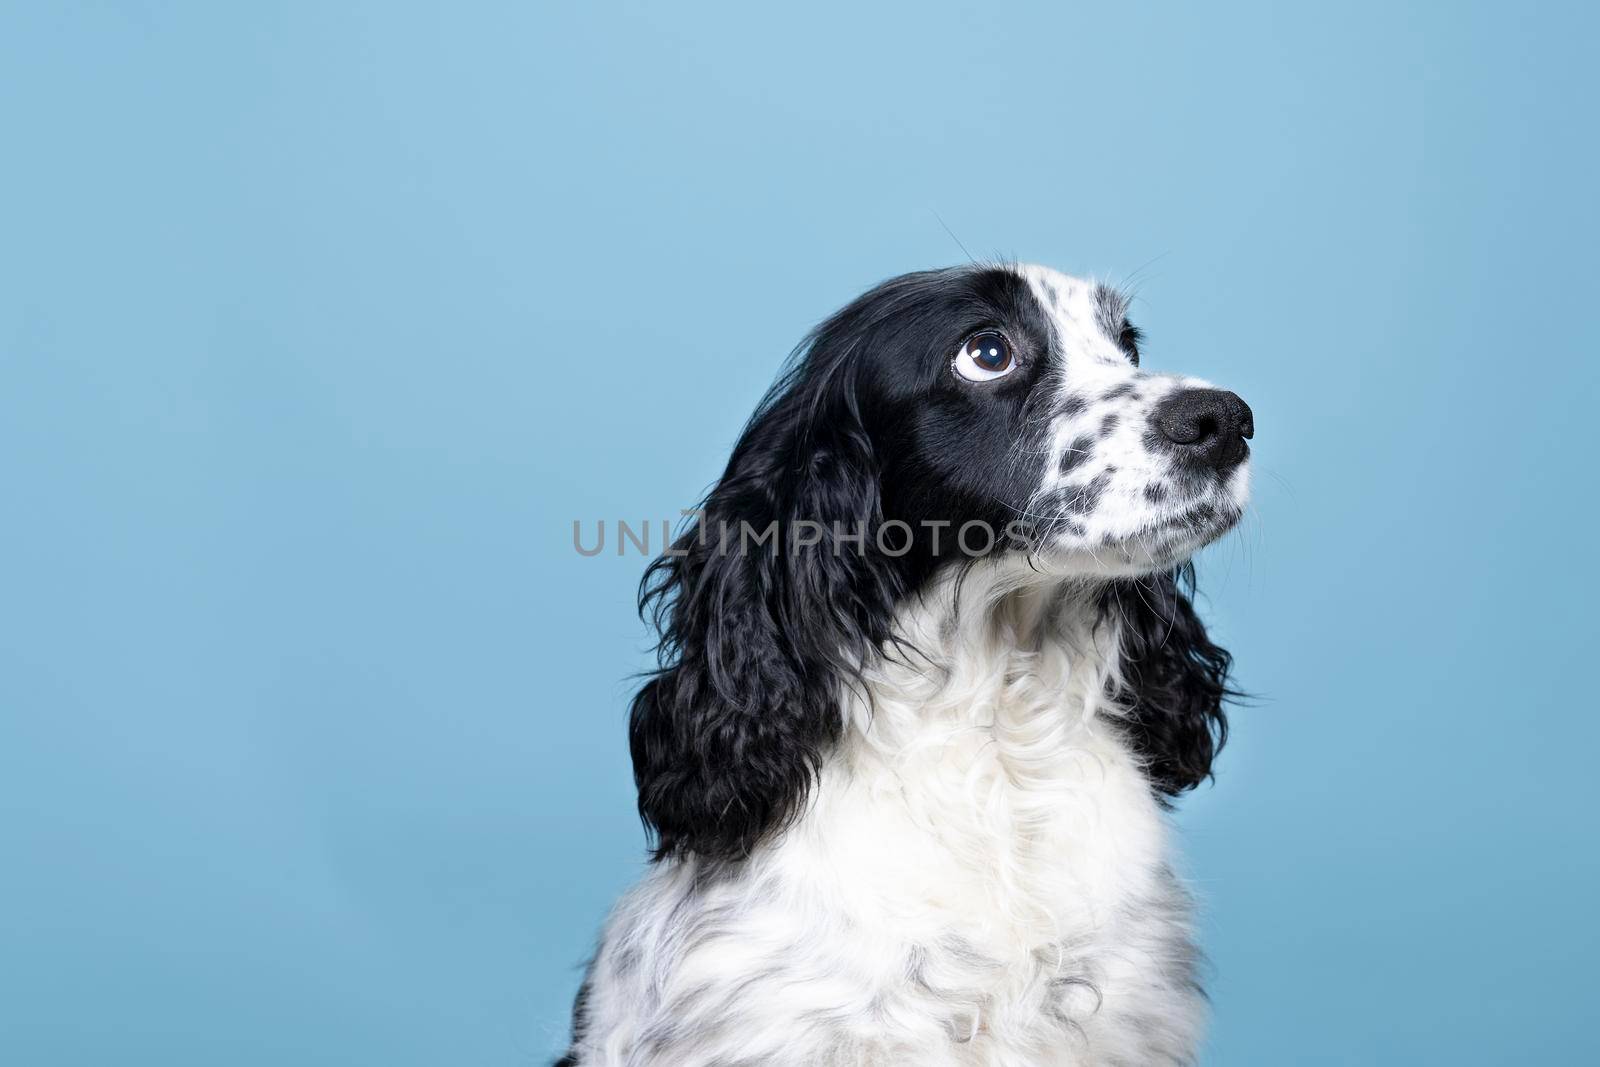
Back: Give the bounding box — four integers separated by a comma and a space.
953, 332, 1016, 382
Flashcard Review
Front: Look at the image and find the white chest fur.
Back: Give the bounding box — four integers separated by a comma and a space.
574, 573, 1206, 1066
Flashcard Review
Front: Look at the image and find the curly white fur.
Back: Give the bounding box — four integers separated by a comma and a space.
569, 560, 1206, 1066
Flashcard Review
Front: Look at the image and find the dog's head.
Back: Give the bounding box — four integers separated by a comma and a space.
630, 264, 1250, 860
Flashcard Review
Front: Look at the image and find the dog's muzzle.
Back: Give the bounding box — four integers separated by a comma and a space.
1152, 388, 1254, 472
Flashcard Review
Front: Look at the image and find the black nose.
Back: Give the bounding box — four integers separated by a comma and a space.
1153, 388, 1254, 471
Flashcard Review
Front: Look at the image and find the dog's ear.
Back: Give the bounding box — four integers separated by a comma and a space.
1106, 566, 1233, 798
628, 357, 900, 862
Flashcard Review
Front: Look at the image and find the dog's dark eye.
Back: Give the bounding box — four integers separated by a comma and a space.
953, 331, 1016, 382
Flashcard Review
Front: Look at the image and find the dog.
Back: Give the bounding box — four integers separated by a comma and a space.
559, 263, 1253, 1065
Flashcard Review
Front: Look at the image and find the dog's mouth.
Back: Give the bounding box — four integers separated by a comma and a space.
1156, 499, 1243, 548
1078, 482, 1246, 572
1112, 488, 1246, 566
1013, 498, 1242, 577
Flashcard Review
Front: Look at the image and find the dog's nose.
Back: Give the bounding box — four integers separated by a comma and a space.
1153, 388, 1254, 470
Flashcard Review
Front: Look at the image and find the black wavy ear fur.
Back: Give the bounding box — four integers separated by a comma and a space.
628, 335, 902, 863
1104, 564, 1235, 798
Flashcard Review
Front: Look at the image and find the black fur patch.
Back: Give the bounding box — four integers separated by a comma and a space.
629, 265, 1062, 861
1062, 472, 1112, 515
1100, 566, 1235, 798
1058, 434, 1096, 476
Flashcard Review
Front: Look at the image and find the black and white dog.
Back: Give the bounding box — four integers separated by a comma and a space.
561, 263, 1253, 1066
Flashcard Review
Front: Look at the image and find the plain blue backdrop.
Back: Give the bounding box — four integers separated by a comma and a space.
3, 2, 1596, 1063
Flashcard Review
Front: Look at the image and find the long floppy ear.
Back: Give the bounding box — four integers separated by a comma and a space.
628, 357, 901, 861
1106, 565, 1234, 798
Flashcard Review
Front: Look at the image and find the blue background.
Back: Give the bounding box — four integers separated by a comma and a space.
3, 2, 1595, 1063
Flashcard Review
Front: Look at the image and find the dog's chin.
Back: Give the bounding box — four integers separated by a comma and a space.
1125, 503, 1244, 568
1029, 489, 1247, 579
